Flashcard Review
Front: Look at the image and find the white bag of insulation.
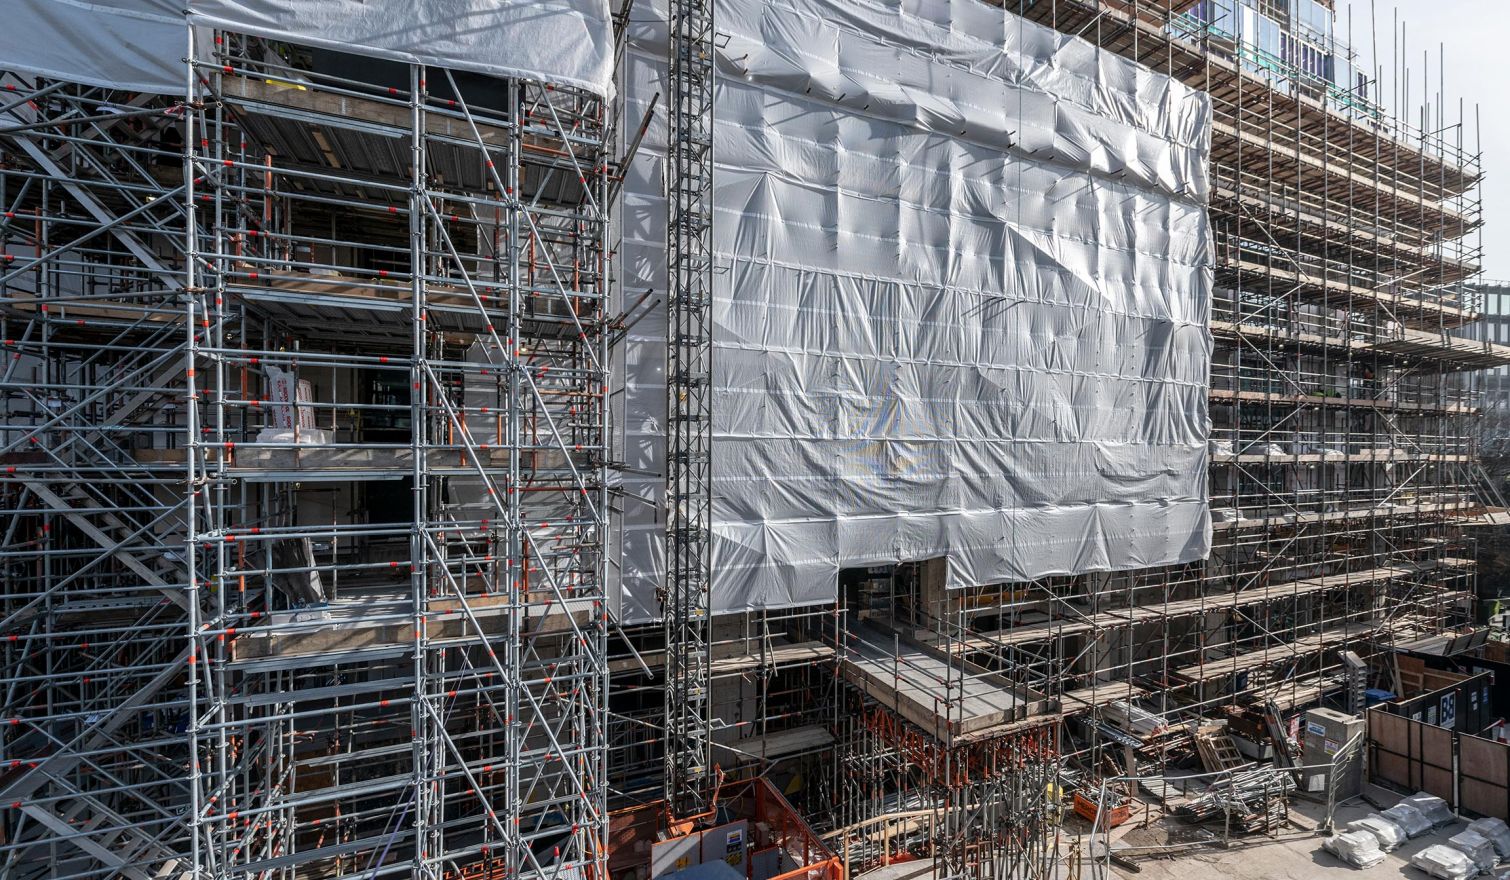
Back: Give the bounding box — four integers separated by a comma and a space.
1405, 792, 1458, 828
1450, 829, 1498, 874
1349, 814, 1409, 852
1324, 830, 1387, 869
1384, 802, 1435, 838
1470, 817, 1510, 860
1411, 844, 1479, 880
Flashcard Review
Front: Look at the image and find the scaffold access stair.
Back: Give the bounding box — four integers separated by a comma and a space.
1, 106, 185, 294
19, 481, 188, 607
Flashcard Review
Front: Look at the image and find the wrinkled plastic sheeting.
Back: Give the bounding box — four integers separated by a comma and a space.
1, 0, 614, 97
1323, 830, 1387, 869
0, 1, 185, 93
188, 0, 614, 95
1348, 815, 1408, 852
1412, 844, 1480, 880
1450, 830, 1499, 875
612, 0, 1213, 621
1404, 791, 1458, 828
1382, 802, 1434, 839
1470, 817, 1510, 860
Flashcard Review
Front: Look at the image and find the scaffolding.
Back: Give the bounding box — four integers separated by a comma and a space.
829, 565, 1063, 879
662, 0, 718, 820
1468, 282, 1510, 458
904, 0, 1500, 859
1005, 0, 1493, 697
0, 26, 609, 879
607, 0, 1505, 876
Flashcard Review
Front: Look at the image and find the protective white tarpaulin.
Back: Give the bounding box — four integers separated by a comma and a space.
0, 1, 184, 94
1, 0, 614, 96
613, 0, 1213, 622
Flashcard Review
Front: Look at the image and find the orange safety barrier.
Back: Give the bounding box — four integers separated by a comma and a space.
1072, 791, 1131, 828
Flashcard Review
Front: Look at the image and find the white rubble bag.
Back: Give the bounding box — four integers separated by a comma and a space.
1323, 830, 1387, 869
1349, 814, 1408, 851
1449, 829, 1498, 875
1469, 817, 1510, 860
1383, 801, 1434, 838
1412, 845, 1479, 880
1405, 792, 1457, 828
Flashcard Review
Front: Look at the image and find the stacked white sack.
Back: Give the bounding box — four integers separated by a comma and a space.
1405, 792, 1458, 828
1323, 830, 1387, 869
1450, 830, 1498, 875
1412, 845, 1479, 880
1383, 802, 1434, 838
1470, 818, 1510, 861
1348, 815, 1408, 852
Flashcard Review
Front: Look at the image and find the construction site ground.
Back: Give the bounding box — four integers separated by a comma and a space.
1108, 786, 1473, 879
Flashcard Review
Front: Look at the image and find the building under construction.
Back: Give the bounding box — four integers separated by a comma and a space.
0, 0, 1506, 879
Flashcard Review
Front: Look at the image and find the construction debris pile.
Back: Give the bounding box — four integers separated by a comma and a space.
1173, 768, 1294, 831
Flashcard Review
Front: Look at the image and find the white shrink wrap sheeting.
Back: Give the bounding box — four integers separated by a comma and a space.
1383, 802, 1434, 839
1413, 844, 1480, 880
0, 1, 185, 93
614, 0, 1213, 620
1349, 815, 1408, 852
1469, 817, 1510, 860
1323, 830, 1387, 869
1405, 791, 1458, 828
1450, 830, 1499, 875
187, 0, 614, 95
2, 0, 614, 97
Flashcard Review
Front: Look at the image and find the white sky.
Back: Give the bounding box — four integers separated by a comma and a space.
1339, 1, 1510, 280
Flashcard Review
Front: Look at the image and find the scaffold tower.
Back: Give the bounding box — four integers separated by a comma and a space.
0, 25, 610, 879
